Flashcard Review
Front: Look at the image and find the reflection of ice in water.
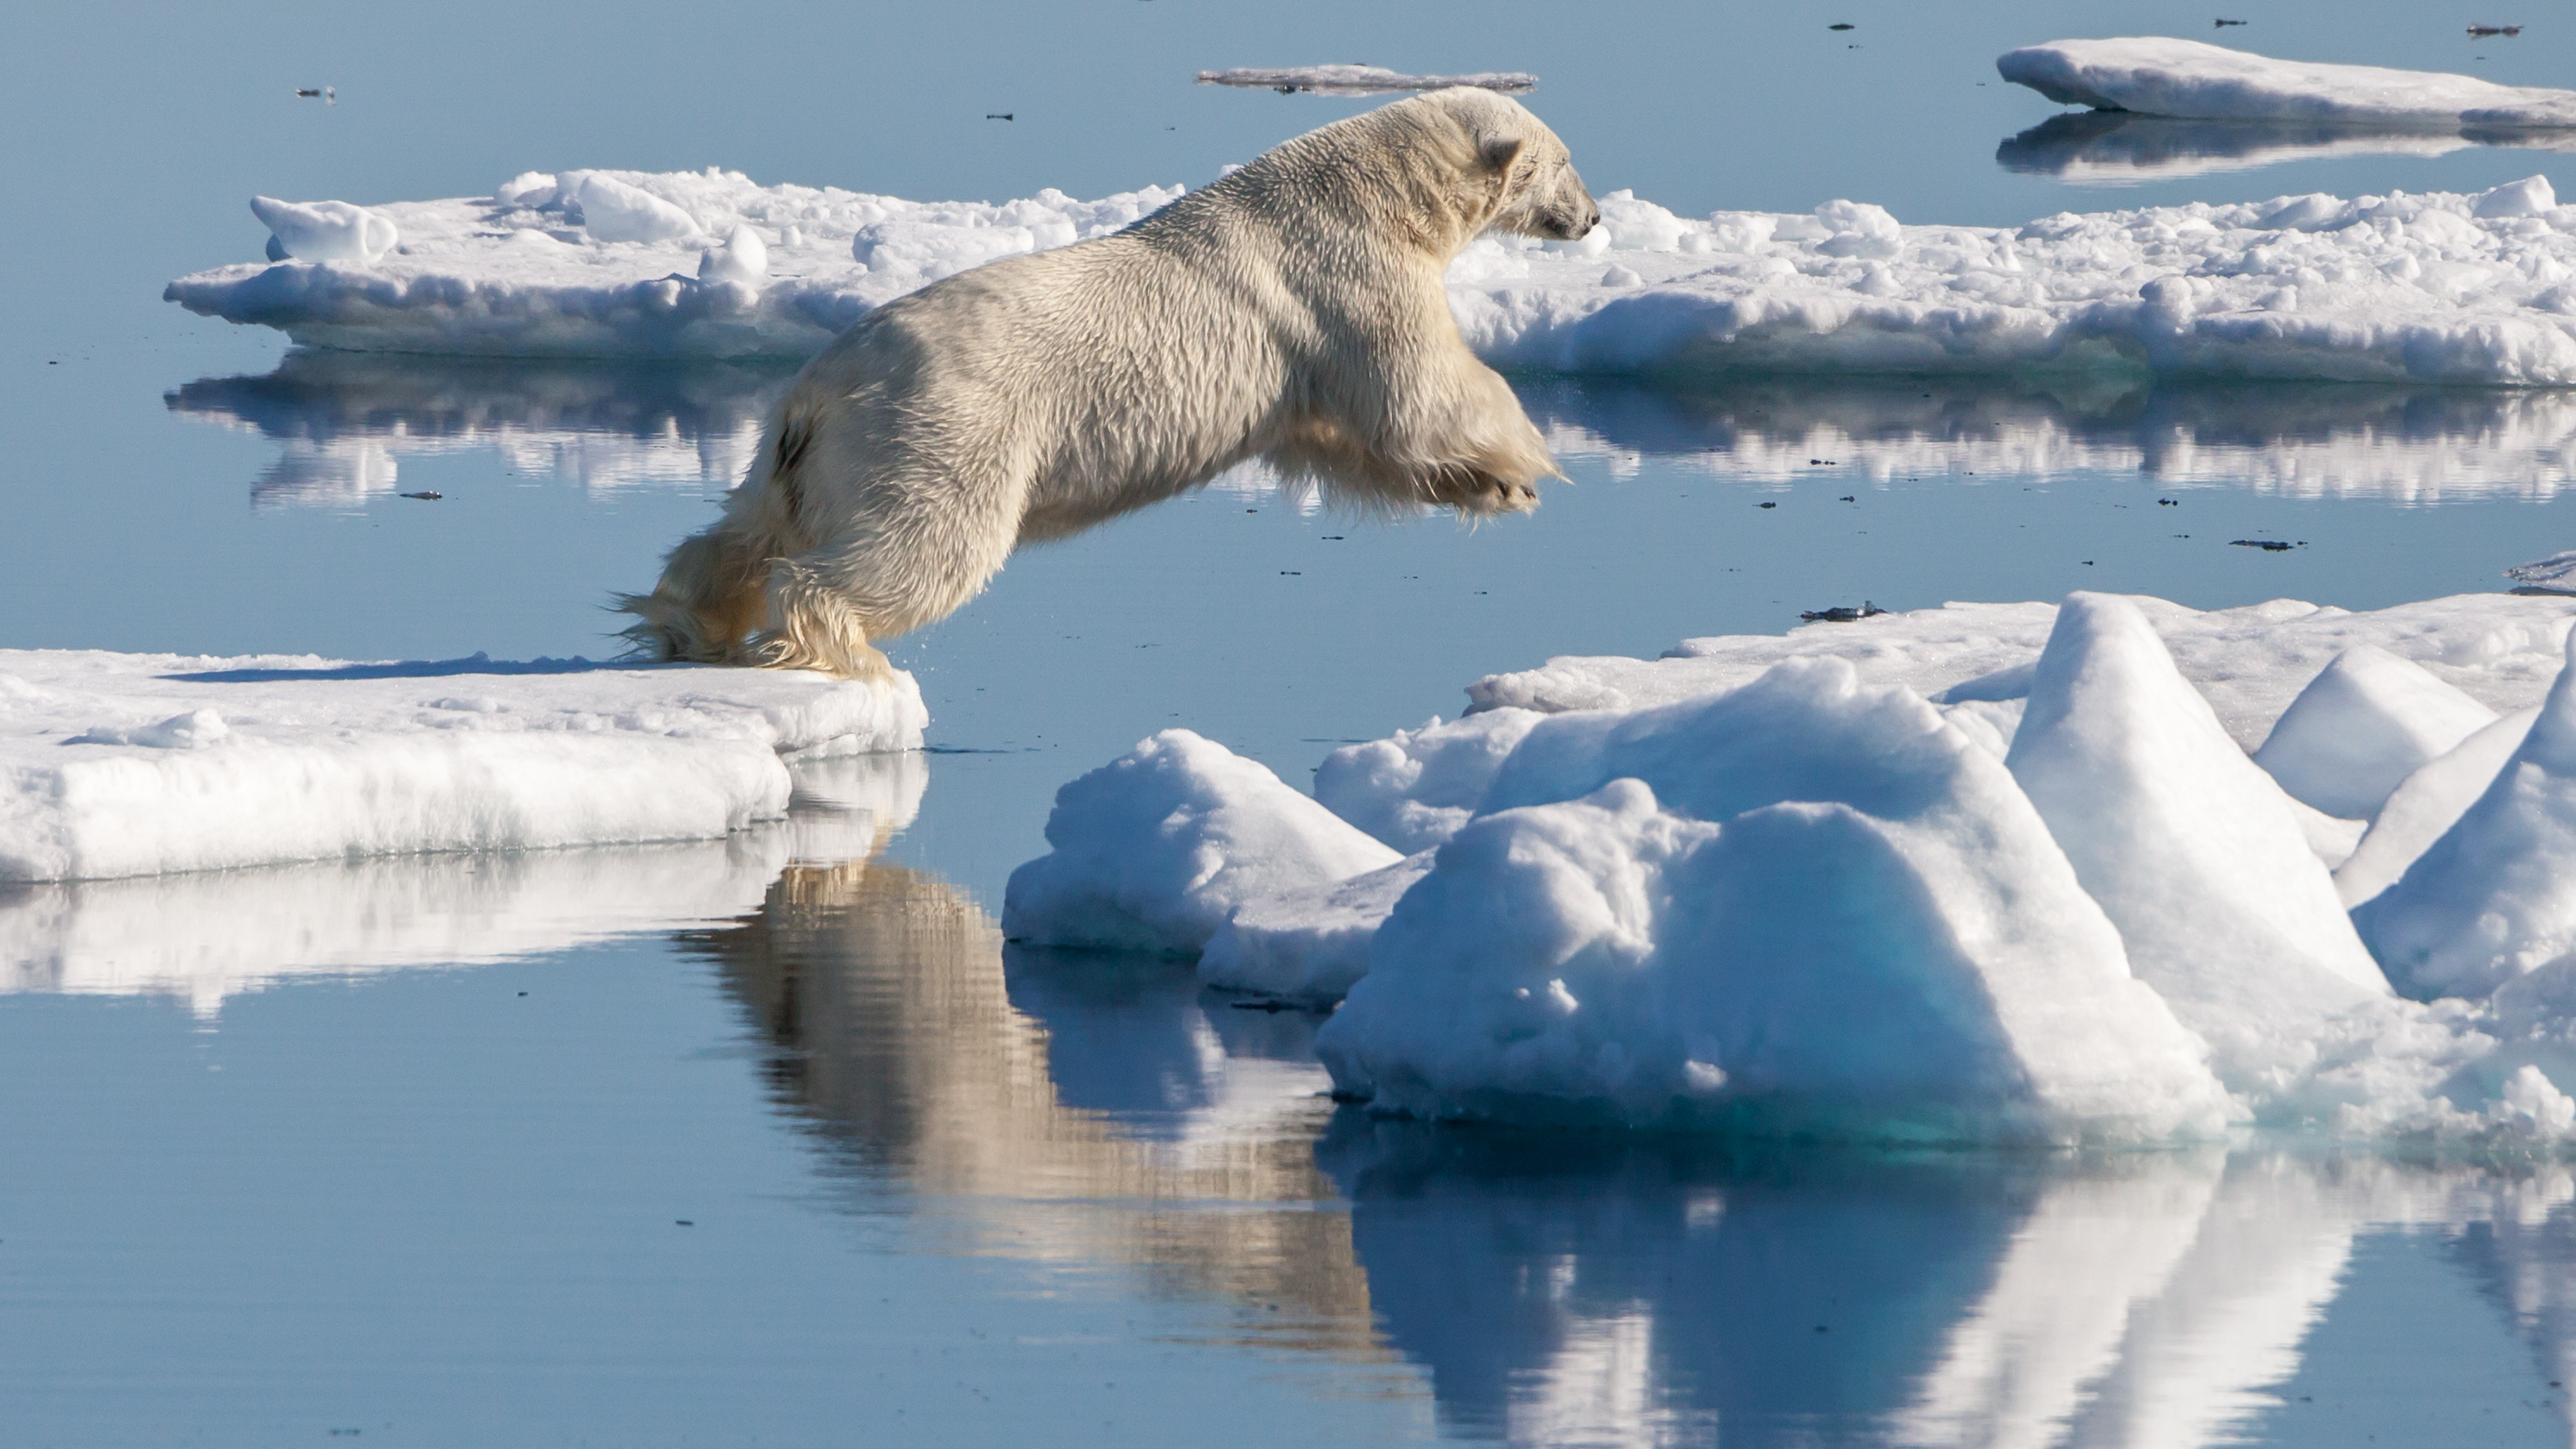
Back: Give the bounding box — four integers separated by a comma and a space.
1996, 112, 2576, 185
1533, 378, 2576, 504
1320, 1130, 2576, 1448
164, 351, 790, 507
0, 750, 923, 1017
683, 851, 1393, 1363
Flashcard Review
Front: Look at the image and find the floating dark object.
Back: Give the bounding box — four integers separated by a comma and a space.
1840, 495, 1856, 502
2158, 497, 2179, 505
1758, 501, 1778, 509
2214, 17, 2248, 26
1230, 998, 1299, 1013
675, 1219, 694, 1226
1801, 601, 1889, 623
1808, 457, 1837, 465
2467, 24, 2524, 37
294, 85, 336, 104
985, 112, 1013, 121
2231, 538, 2295, 551
1827, 22, 1854, 30
398, 491, 442, 500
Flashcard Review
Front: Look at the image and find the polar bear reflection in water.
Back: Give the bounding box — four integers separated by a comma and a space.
680, 785, 2576, 1447
621, 88, 1599, 679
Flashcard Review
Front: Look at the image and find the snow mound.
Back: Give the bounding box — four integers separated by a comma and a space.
1194, 65, 1536, 96
2253, 644, 2498, 821
2336, 709, 2538, 908
1001, 730, 1401, 955
2358, 630, 2576, 999
168, 166, 2576, 384
1998, 37, 2576, 128
2003, 594, 2391, 1095
1312, 709, 1543, 853
1198, 851, 1432, 1001
1312, 657, 2230, 1143
0, 649, 924, 882
251, 196, 398, 265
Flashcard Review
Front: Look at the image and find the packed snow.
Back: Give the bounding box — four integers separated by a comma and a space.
1013, 587, 2576, 1144
169, 164, 2576, 385
1194, 65, 1537, 96
0, 649, 924, 882
1999, 37, 2576, 128
0, 751, 924, 1016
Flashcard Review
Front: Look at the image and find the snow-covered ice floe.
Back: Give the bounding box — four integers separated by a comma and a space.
0, 751, 925, 1017
169, 163, 2576, 384
1010, 589, 2576, 1145
0, 649, 924, 882
2000, 37, 2576, 129
1194, 65, 1536, 96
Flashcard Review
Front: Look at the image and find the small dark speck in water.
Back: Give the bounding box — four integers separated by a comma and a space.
1758, 501, 1777, 509
676, 1220, 694, 1226
398, 491, 441, 501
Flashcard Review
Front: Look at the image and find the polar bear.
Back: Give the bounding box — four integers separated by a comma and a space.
618, 87, 1597, 678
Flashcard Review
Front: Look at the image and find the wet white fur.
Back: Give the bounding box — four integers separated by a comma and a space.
618, 88, 1598, 677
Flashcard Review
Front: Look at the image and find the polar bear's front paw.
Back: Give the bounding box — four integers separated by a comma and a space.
1431, 468, 1541, 516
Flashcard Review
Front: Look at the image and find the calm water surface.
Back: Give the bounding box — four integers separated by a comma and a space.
12, 2, 2576, 1444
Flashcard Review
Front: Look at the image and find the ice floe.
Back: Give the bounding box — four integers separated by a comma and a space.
1016, 587, 2576, 1143
1999, 37, 2576, 128
0, 649, 924, 882
168, 162, 2576, 385
0, 751, 924, 1017
1194, 65, 1536, 96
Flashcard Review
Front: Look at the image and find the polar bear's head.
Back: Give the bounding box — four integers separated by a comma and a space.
1410, 88, 1598, 243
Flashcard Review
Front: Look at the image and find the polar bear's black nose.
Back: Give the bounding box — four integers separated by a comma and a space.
1585, 206, 1601, 234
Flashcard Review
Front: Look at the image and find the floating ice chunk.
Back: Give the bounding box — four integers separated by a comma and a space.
0, 649, 924, 882
2476, 175, 2560, 221
2509, 551, 2576, 593
1313, 709, 1543, 852
1001, 730, 1401, 955
698, 223, 768, 285
2356, 630, 2576, 998
1192, 65, 1536, 96
572, 172, 700, 244
493, 171, 560, 209
1997, 38, 2576, 128
2337, 708, 2538, 907
2004, 593, 2390, 1092
69, 708, 229, 750
1198, 851, 1432, 1001
1319, 657, 2228, 1143
248, 196, 398, 265
2254, 645, 2498, 821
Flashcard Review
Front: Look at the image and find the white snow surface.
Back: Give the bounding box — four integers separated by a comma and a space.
1002, 730, 1401, 957
0, 649, 924, 882
1018, 587, 2576, 1143
1999, 37, 2576, 128
168, 166, 2576, 385
1194, 66, 1537, 96
1, 751, 925, 1017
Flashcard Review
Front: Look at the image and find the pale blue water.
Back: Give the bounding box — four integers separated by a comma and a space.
11, 2, 2576, 1444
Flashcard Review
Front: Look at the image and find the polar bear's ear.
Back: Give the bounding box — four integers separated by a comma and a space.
1479, 135, 1525, 177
